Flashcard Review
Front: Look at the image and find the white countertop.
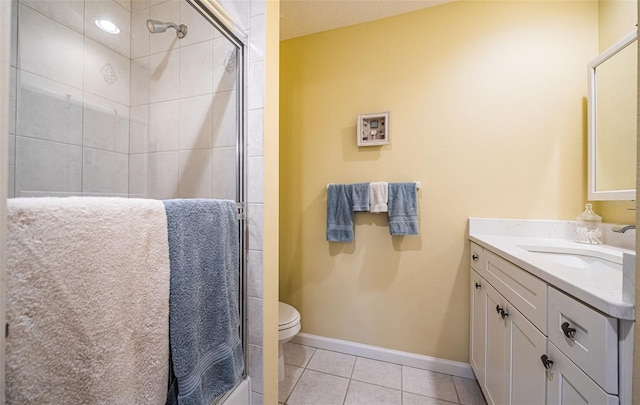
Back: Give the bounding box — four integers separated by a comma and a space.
469, 219, 635, 321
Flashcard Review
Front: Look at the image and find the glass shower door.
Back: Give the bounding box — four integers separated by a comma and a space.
8, 0, 243, 202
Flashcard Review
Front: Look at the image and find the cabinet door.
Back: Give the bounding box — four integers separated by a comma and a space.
548, 287, 618, 394
470, 270, 485, 385
545, 343, 618, 405
509, 303, 546, 405
484, 283, 510, 405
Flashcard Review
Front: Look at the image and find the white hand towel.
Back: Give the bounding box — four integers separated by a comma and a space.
369, 182, 388, 213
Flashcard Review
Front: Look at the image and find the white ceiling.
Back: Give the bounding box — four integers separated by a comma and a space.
280, 0, 455, 41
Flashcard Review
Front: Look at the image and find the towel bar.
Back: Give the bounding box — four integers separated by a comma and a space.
326, 182, 420, 190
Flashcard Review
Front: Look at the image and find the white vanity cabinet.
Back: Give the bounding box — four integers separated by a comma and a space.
470, 242, 546, 405
483, 282, 546, 405
469, 241, 625, 405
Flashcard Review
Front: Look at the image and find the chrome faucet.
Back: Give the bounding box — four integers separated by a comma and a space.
612, 224, 636, 233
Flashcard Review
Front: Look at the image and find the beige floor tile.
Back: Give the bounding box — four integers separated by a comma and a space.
344, 380, 402, 405
402, 366, 459, 403
453, 376, 486, 405
306, 348, 356, 378
279, 364, 304, 404
403, 392, 458, 405
286, 369, 350, 405
284, 343, 316, 368
351, 357, 402, 390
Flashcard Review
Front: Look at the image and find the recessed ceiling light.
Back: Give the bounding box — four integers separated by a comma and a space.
95, 19, 120, 34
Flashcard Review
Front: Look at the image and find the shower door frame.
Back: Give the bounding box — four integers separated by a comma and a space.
186, 0, 249, 382
0, 1, 10, 402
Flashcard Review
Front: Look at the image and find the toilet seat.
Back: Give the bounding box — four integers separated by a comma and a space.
278, 301, 301, 382
279, 302, 300, 331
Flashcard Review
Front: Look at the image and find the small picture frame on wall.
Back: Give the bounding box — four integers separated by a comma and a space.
357, 111, 390, 147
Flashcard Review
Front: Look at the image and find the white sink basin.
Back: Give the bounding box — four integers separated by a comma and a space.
517, 244, 622, 272
518, 244, 635, 304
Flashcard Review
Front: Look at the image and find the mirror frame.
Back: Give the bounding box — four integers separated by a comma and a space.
587, 30, 637, 201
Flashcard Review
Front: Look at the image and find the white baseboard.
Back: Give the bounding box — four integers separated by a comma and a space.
291, 333, 475, 380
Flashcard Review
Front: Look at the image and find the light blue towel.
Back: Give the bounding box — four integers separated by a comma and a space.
163, 199, 243, 405
326, 184, 354, 242
351, 183, 370, 212
387, 183, 419, 235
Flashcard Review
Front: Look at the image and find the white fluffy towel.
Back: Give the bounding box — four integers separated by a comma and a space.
6, 197, 170, 405
369, 182, 389, 213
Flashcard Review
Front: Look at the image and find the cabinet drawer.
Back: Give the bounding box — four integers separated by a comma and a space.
546, 342, 618, 405
484, 250, 547, 333
470, 242, 484, 275
548, 287, 618, 394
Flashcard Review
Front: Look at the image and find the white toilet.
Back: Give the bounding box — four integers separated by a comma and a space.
278, 301, 301, 382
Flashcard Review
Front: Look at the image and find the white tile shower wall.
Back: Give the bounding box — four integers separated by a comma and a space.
20, 0, 84, 32
84, 38, 131, 106
212, 90, 237, 148
83, 93, 130, 153
134, 0, 239, 200
245, 1, 265, 402
178, 148, 213, 198
178, 0, 213, 47
82, 148, 129, 195
15, 136, 82, 195
16, 70, 83, 145
84, 0, 131, 58
131, 7, 150, 59
18, 3, 84, 89
11, 0, 242, 200
179, 41, 213, 97
148, 0, 180, 54
149, 49, 179, 103
178, 94, 215, 150
131, 56, 150, 106
11, 0, 134, 197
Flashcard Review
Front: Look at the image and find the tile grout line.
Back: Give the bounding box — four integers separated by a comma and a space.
341, 355, 359, 405
452, 375, 461, 404
284, 348, 317, 404
400, 364, 404, 405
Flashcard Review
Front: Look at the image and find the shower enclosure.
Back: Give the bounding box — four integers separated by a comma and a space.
7, 0, 249, 400
8, 0, 245, 202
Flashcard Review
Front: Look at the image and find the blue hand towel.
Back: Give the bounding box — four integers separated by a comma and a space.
352, 183, 370, 212
387, 183, 419, 235
326, 184, 354, 242
163, 199, 243, 405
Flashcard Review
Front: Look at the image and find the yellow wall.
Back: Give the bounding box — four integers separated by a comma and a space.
599, 0, 637, 51
279, 1, 598, 362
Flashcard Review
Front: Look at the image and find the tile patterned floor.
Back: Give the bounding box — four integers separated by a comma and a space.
279, 343, 488, 405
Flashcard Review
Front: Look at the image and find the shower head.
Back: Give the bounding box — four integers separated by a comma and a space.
146, 19, 188, 39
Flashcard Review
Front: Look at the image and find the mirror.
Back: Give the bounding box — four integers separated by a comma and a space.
588, 30, 637, 201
